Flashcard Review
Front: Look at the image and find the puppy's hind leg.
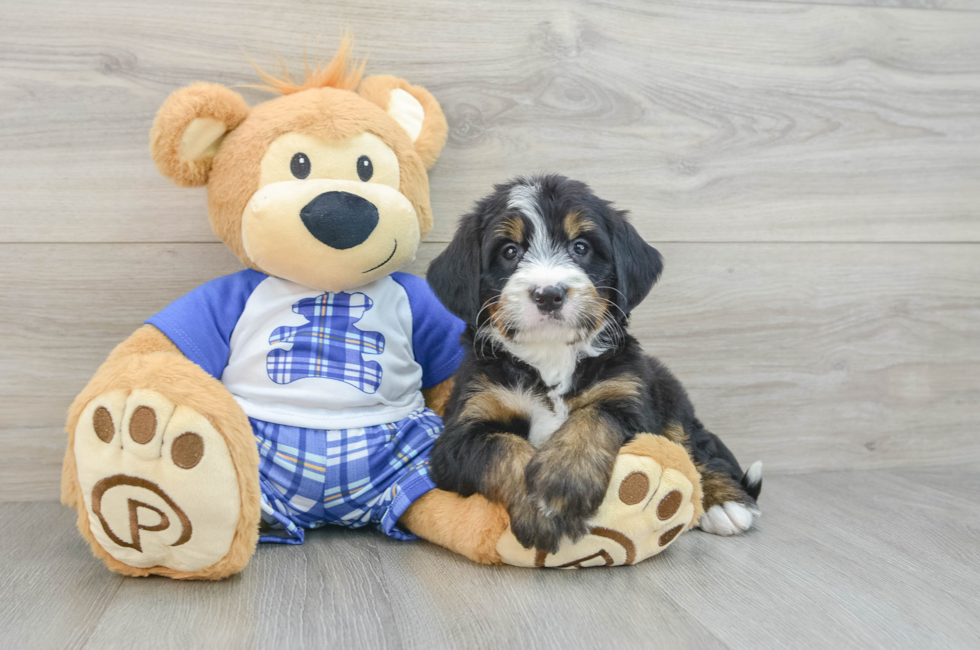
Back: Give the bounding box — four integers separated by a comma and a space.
689, 427, 762, 536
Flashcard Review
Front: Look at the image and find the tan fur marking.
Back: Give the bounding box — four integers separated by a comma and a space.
697, 464, 747, 510
662, 421, 690, 449
563, 211, 593, 239
496, 217, 524, 243
459, 377, 533, 425
568, 375, 643, 412
484, 433, 535, 507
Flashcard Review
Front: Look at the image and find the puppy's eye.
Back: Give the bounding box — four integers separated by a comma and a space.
501, 243, 521, 261
290, 153, 311, 179
571, 240, 590, 256
357, 155, 373, 182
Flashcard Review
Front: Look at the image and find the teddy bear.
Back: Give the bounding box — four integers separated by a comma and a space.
61, 40, 704, 578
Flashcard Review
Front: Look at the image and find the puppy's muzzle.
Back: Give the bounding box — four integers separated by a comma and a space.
300, 191, 379, 250
531, 285, 567, 313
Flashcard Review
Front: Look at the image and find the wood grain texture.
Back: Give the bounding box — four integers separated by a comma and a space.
82, 527, 401, 650
4, 466, 979, 649
0, 502, 124, 650
2, 241, 977, 501
1, 0, 979, 243
760, 0, 980, 11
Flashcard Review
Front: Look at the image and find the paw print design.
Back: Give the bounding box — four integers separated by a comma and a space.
267, 292, 385, 394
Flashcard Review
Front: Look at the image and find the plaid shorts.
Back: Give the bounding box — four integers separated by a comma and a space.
252, 407, 441, 545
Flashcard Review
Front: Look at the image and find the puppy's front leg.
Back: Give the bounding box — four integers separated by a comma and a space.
431, 427, 542, 549
523, 406, 627, 554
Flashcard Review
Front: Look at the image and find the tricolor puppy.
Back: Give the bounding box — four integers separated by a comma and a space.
427, 174, 762, 553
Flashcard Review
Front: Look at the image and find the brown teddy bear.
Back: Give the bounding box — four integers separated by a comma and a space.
61, 40, 703, 578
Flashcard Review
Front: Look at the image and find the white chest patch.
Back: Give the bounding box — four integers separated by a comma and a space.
500, 335, 608, 447
527, 390, 570, 447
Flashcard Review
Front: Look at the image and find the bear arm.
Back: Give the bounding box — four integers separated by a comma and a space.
422, 376, 455, 418
105, 324, 182, 364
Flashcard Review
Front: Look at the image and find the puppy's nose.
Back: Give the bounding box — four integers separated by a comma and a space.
531, 285, 567, 312
300, 191, 379, 250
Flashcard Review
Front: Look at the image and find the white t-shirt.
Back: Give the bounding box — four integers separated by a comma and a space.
147, 270, 465, 430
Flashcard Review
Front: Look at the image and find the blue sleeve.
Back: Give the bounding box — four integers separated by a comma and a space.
145, 269, 267, 379
391, 272, 467, 389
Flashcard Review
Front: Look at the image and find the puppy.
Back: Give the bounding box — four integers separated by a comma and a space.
427, 174, 762, 553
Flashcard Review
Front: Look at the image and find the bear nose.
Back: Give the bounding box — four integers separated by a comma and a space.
531, 285, 567, 312
300, 191, 379, 250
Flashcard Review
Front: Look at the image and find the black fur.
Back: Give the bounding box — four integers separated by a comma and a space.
428, 175, 760, 552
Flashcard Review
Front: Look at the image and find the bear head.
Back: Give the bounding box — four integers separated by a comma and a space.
148, 39, 448, 293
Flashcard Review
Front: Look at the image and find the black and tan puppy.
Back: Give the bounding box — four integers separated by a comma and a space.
427, 174, 762, 553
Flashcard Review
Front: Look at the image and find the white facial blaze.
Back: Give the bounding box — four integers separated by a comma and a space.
491, 183, 610, 401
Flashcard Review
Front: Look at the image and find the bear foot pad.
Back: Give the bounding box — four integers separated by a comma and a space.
496, 449, 698, 568
74, 390, 241, 572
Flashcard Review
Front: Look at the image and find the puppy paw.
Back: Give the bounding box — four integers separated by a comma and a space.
496, 435, 702, 568
698, 461, 762, 536
698, 502, 760, 536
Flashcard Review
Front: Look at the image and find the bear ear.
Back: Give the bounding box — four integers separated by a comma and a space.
358, 75, 448, 169
149, 83, 250, 187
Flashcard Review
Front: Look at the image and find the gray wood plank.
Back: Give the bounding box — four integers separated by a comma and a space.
5, 467, 980, 649
373, 536, 728, 650
0, 502, 123, 650
650, 469, 980, 649
1, 0, 978, 243
373, 466, 980, 650
759, 0, 980, 11
3, 241, 978, 501
81, 527, 401, 650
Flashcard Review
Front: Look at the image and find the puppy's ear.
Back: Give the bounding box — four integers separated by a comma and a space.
613, 217, 663, 316
359, 75, 448, 169
428, 213, 482, 324
149, 83, 250, 187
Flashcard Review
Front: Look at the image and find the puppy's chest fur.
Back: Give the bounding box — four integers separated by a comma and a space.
487, 381, 569, 448
494, 342, 590, 446
527, 389, 570, 446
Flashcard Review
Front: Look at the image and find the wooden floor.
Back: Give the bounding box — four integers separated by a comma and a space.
2, 0, 979, 648
2, 465, 978, 649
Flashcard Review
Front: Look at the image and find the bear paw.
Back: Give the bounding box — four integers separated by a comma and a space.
73, 390, 242, 573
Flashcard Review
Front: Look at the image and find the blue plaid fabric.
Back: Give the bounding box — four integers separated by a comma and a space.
253, 407, 442, 544
267, 291, 385, 394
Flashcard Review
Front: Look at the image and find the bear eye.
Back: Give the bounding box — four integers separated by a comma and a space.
290, 153, 311, 179
357, 155, 373, 182
571, 239, 590, 257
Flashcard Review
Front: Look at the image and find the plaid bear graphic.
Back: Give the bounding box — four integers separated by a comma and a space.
266, 292, 385, 393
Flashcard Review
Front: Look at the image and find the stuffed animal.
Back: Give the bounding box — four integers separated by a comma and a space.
61, 40, 703, 578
